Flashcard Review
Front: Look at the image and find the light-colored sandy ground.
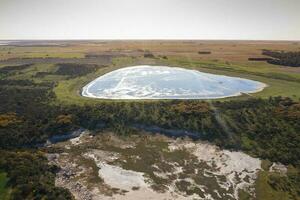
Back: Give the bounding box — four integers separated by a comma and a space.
47, 131, 284, 200
84, 150, 201, 200
168, 140, 261, 199
269, 163, 287, 175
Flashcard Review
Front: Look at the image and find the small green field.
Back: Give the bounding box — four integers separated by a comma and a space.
255, 171, 289, 200
254, 160, 300, 200
0, 173, 10, 200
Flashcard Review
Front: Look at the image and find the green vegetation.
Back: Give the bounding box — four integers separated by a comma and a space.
1, 44, 300, 199
0, 64, 32, 75
255, 166, 300, 200
0, 45, 85, 60
198, 51, 211, 54
55, 133, 238, 199
2, 75, 300, 173
51, 56, 300, 104
262, 49, 300, 67
53, 63, 123, 105
256, 171, 290, 200
144, 51, 155, 58
255, 160, 299, 200
161, 57, 300, 100
0, 173, 10, 200
0, 151, 73, 200
54, 63, 100, 77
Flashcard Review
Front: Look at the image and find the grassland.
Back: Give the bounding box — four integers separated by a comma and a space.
53, 55, 300, 105
255, 171, 289, 200
1, 40, 300, 105
0, 173, 10, 200
163, 57, 300, 100
1, 40, 300, 199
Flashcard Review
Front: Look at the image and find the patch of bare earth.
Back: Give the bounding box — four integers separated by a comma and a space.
48, 131, 264, 200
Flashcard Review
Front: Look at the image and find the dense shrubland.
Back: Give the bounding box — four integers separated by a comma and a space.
34, 63, 100, 78
0, 79, 75, 199
0, 150, 73, 200
0, 64, 33, 79
0, 64, 32, 74
1, 81, 300, 167
55, 63, 99, 77
70, 98, 300, 166
262, 49, 300, 67
268, 170, 300, 199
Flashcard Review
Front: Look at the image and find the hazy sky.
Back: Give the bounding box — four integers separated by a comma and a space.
0, 0, 299, 40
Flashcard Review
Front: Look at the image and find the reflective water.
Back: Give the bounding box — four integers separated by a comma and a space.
82, 65, 266, 99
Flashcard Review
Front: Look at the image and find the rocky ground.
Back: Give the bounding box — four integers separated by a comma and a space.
46, 130, 286, 200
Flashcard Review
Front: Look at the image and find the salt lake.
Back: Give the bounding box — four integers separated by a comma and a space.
82, 65, 266, 99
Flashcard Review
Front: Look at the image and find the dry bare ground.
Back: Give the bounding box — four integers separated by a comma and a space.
46, 131, 280, 200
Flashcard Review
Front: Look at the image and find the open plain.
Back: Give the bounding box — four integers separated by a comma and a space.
1, 40, 300, 200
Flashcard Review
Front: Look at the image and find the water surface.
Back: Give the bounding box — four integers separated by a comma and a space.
82, 65, 266, 99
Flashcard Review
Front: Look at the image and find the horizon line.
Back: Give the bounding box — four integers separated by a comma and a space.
1, 38, 299, 42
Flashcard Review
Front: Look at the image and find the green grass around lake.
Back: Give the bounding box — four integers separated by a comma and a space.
2, 54, 300, 105
163, 57, 300, 99
53, 56, 300, 105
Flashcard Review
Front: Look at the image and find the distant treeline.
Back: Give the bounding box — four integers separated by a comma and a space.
0, 64, 33, 78
262, 49, 300, 67
0, 64, 33, 73
55, 63, 99, 77
248, 57, 273, 61
85, 53, 104, 58
34, 63, 100, 78
198, 51, 211, 54
144, 51, 155, 58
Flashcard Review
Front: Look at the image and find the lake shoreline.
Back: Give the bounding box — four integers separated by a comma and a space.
81, 65, 267, 100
